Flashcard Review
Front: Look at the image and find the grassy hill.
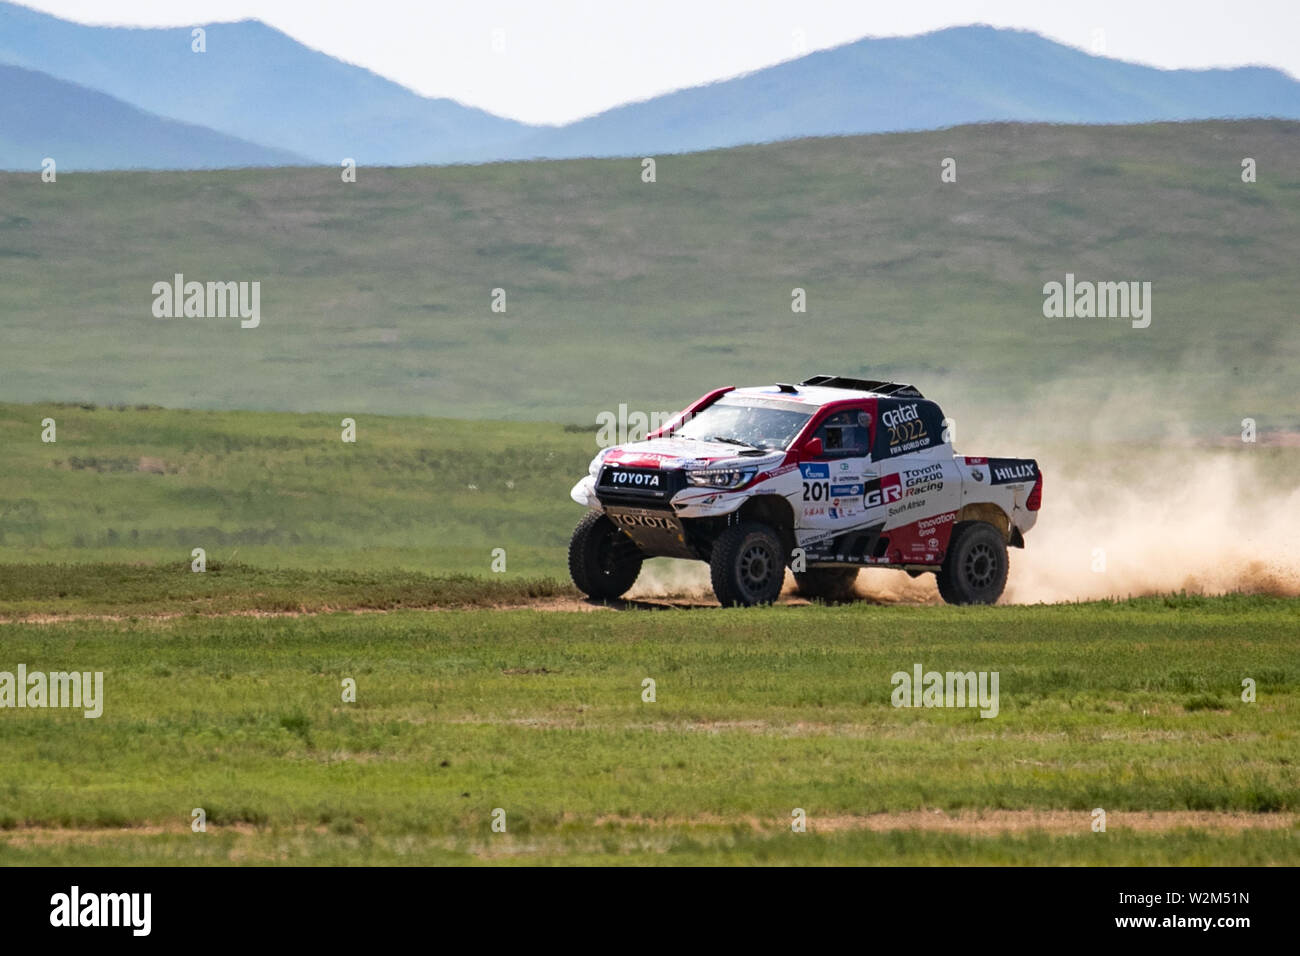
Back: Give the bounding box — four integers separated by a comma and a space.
1, 120, 1298, 437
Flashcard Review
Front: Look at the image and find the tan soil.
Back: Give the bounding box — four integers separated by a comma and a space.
6, 810, 1290, 846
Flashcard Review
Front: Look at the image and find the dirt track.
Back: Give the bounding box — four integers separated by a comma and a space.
4, 560, 1297, 626
4, 810, 1292, 845
0, 594, 809, 625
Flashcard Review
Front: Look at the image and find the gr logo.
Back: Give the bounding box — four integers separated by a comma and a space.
863, 474, 902, 509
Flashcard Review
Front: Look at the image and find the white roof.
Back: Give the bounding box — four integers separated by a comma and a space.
727, 384, 881, 407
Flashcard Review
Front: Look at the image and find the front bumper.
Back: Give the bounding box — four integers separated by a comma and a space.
570, 470, 754, 519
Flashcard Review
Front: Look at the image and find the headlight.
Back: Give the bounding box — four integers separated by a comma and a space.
588, 452, 607, 478
685, 468, 755, 489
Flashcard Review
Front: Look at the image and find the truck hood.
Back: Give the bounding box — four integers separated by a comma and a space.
601, 436, 783, 470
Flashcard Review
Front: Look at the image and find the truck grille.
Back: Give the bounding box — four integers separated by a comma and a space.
596, 466, 685, 503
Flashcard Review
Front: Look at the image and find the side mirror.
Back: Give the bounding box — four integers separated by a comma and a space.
801, 437, 824, 458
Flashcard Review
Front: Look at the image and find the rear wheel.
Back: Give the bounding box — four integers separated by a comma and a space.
793, 567, 859, 602
710, 522, 785, 607
936, 521, 1008, 605
569, 511, 643, 599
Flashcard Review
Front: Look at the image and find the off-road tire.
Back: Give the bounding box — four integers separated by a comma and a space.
568, 511, 643, 600
710, 521, 785, 607
793, 567, 859, 602
936, 521, 1008, 605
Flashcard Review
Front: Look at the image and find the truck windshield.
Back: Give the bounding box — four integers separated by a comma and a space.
672, 398, 813, 451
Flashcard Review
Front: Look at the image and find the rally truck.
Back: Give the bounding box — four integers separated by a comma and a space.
568, 376, 1042, 606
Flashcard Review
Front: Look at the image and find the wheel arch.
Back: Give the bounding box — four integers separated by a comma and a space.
957, 503, 1011, 541
738, 494, 797, 562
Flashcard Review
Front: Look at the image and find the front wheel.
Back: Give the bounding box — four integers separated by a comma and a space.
569, 511, 643, 599
710, 521, 786, 607
936, 521, 1008, 605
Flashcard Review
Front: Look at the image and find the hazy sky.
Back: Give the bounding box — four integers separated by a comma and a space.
15, 1, 1300, 124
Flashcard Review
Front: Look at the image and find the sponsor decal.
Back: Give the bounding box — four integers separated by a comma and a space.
803, 480, 830, 501
888, 498, 927, 517
606, 469, 662, 488
612, 512, 676, 530
902, 464, 944, 497
607, 450, 670, 462
831, 483, 864, 496
608, 507, 681, 532
863, 473, 902, 509
988, 458, 1038, 485
880, 403, 919, 429
799, 462, 830, 479
964, 456, 988, 465
916, 511, 957, 532
903, 463, 943, 483
885, 510, 956, 564
971, 470, 985, 482
880, 402, 931, 456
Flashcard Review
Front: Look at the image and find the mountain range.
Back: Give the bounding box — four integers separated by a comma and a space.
2, 1, 1299, 170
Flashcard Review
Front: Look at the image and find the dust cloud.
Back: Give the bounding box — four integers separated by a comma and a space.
1003, 447, 1300, 603
625, 446, 1300, 606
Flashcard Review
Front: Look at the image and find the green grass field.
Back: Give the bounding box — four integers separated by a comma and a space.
0, 594, 1296, 865
0, 401, 594, 574
3, 121, 1298, 865
1, 402, 1297, 864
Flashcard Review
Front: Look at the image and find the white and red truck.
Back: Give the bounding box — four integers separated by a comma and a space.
568, 376, 1041, 606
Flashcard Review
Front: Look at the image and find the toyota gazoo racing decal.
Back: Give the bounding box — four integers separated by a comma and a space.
863, 473, 902, 509
899, 462, 943, 496
986, 458, 1038, 485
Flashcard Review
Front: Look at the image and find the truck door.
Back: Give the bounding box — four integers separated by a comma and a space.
795, 407, 874, 536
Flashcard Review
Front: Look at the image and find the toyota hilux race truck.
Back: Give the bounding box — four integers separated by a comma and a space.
568, 376, 1041, 606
